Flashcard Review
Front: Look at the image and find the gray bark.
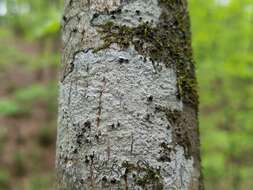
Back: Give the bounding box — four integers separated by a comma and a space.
56, 0, 203, 189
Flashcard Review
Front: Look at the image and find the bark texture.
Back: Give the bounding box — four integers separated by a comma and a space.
56, 0, 203, 189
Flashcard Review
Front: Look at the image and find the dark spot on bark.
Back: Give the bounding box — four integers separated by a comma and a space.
158, 142, 173, 162
84, 155, 89, 164
85, 137, 91, 144
111, 123, 115, 129
158, 155, 171, 162
73, 28, 77, 33
77, 133, 83, 138
73, 148, 78, 154
110, 10, 116, 14
147, 95, 153, 102
136, 10, 141, 15
76, 139, 82, 145
110, 8, 121, 15
89, 152, 95, 160
81, 128, 86, 133
116, 8, 122, 13
102, 176, 107, 182
118, 58, 124, 63
144, 114, 150, 121
110, 178, 117, 184
93, 13, 99, 18
118, 57, 129, 63
95, 134, 99, 141
84, 120, 91, 128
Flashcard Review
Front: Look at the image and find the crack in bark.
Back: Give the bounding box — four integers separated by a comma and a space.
96, 77, 106, 131
68, 80, 73, 107
106, 137, 111, 161
130, 132, 134, 155
62, 12, 81, 30
61, 48, 91, 82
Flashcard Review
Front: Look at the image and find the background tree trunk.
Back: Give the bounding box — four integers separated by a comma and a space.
56, 0, 203, 189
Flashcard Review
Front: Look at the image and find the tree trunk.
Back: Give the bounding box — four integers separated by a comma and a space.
56, 0, 203, 189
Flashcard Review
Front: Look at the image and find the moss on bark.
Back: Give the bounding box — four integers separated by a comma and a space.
92, 0, 198, 110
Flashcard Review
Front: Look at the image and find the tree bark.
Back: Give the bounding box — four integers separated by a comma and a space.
56, 0, 203, 189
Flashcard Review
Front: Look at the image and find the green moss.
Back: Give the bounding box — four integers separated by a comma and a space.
93, 0, 198, 110
154, 105, 195, 159
121, 161, 163, 189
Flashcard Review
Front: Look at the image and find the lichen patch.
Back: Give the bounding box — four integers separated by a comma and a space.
89, 0, 121, 12
57, 47, 196, 189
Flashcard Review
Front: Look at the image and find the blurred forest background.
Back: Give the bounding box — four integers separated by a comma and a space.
0, 0, 252, 189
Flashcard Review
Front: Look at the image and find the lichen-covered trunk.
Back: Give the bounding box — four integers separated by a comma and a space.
56, 0, 203, 189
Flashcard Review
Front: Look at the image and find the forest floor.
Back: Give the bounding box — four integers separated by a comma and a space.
0, 36, 58, 190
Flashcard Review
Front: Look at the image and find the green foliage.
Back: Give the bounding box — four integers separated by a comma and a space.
0, 126, 7, 153
0, 169, 11, 190
2, 0, 62, 39
0, 83, 57, 117
0, 1, 60, 189
37, 125, 56, 148
15, 84, 49, 102
0, 99, 20, 116
0, 41, 31, 69
189, 0, 253, 189
28, 174, 55, 190
32, 13, 60, 39
12, 152, 27, 176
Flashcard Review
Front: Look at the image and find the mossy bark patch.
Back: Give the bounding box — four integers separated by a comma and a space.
121, 160, 164, 189
93, 0, 198, 110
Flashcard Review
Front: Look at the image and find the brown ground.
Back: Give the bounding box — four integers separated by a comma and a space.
0, 38, 58, 190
